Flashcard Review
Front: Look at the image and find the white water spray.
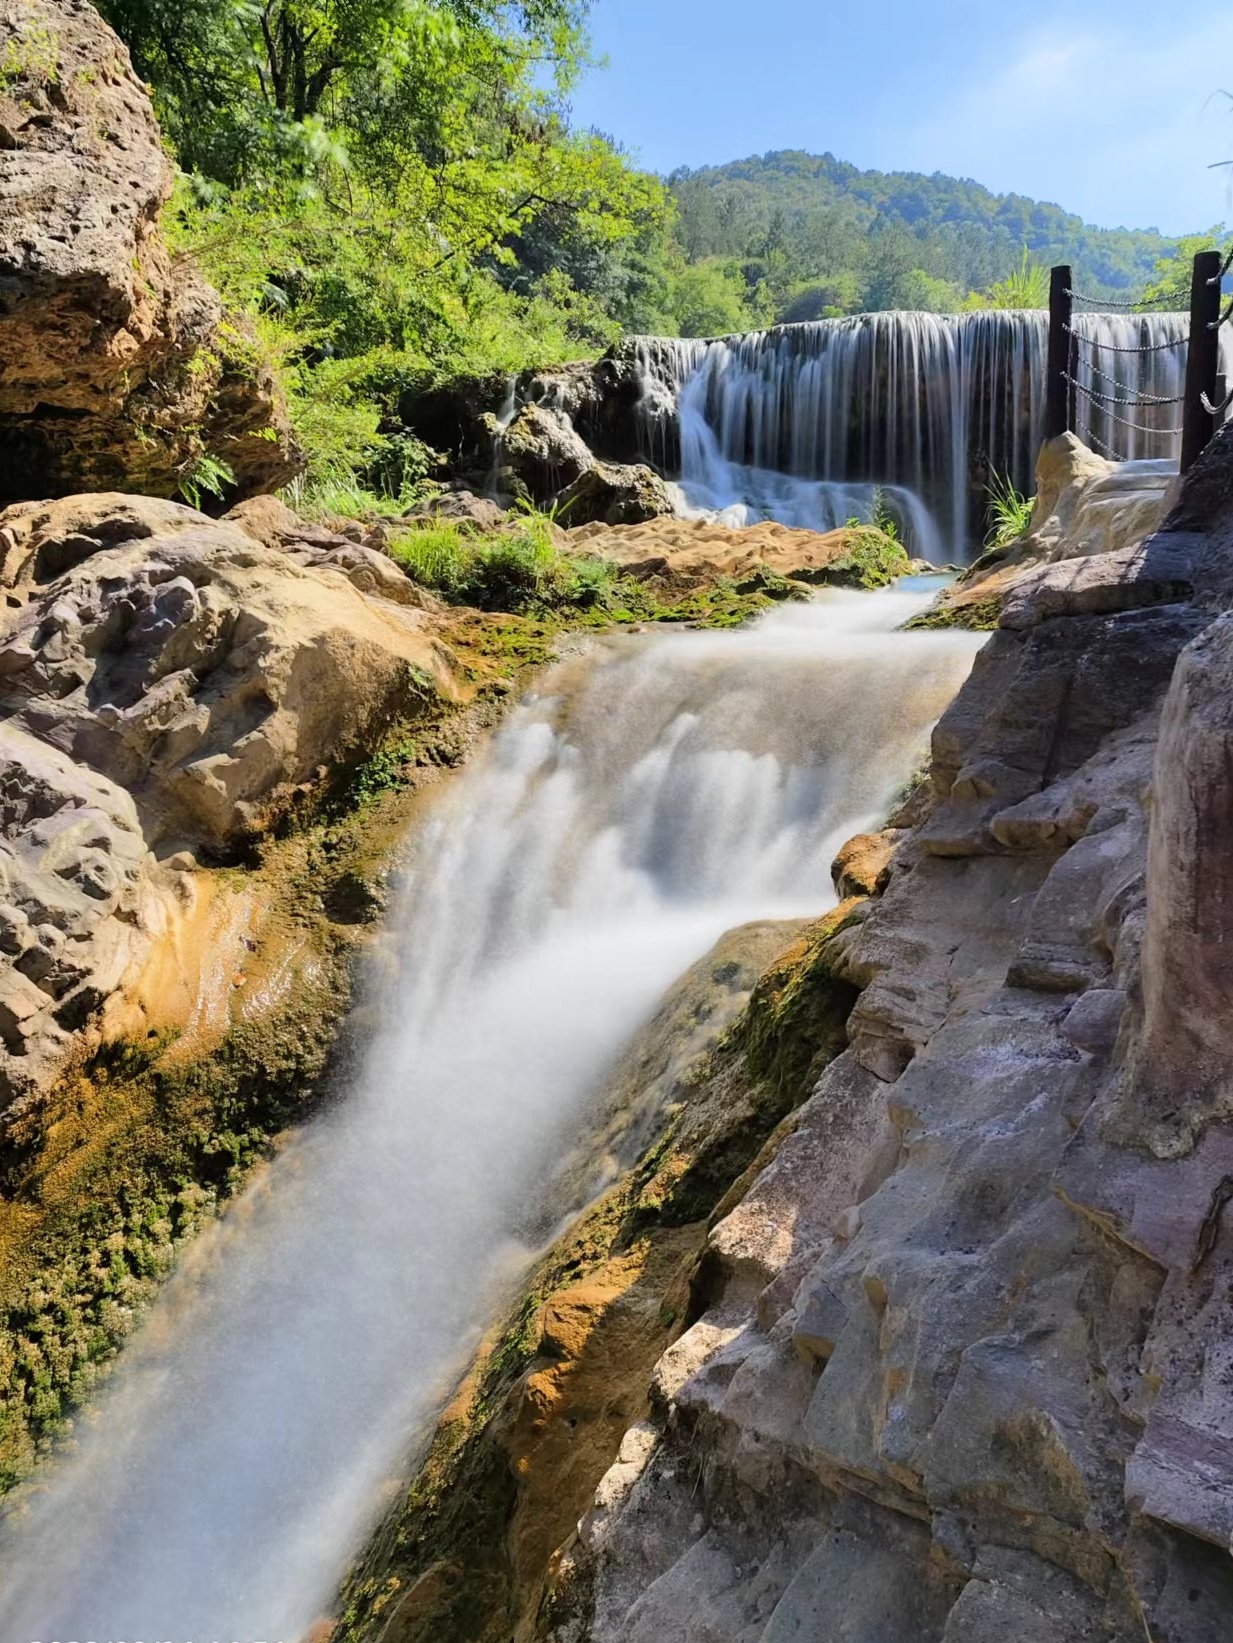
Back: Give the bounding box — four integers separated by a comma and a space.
0, 591, 984, 1641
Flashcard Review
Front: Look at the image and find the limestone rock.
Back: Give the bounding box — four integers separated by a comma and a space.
0, 718, 155, 1103
225, 494, 439, 610
570, 515, 900, 596
831, 830, 901, 898
498, 402, 593, 501
0, 0, 297, 502
554, 462, 675, 527
1132, 610, 1233, 1148
1012, 434, 1174, 571
999, 534, 1196, 630
0, 493, 462, 851
0, 491, 463, 1106
920, 434, 1177, 631
400, 488, 508, 531
540, 430, 1233, 1643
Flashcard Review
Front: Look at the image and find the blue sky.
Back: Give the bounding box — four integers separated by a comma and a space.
568, 0, 1233, 236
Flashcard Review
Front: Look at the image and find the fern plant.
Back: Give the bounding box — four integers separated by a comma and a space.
179, 452, 236, 512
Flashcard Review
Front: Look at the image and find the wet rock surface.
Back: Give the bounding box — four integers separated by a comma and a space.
553, 463, 675, 528
0, 0, 296, 502
531, 431, 1233, 1642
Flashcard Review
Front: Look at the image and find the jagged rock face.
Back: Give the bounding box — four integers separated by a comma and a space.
0, 491, 462, 1110
398, 356, 651, 485
499, 403, 595, 500
0, 0, 297, 502
541, 430, 1233, 1643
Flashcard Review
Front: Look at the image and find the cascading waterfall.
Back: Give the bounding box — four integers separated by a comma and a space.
631, 312, 1227, 556
0, 590, 984, 1643
483, 373, 520, 496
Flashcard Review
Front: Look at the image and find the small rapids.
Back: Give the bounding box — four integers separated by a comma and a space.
0, 590, 984, 1642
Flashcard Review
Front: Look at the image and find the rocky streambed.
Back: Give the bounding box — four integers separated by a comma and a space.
1, 424, 1230, 1643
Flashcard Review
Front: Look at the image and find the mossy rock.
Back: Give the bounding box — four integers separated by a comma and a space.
0, 968, 349, 1491
821, 526, 912, 590
903, 595, 1001, 632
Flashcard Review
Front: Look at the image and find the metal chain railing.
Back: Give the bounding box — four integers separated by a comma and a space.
1064, 285, 1176, 311
1062, 324, 1181, 355
1061, 319, 1187, 460
1066, 356, 1185, 405
1083, 426, 1129, 462
1064, 374, 1184, 437
1049, 252, 1232, 468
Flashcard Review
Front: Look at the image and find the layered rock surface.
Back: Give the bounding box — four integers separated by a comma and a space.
0, 491, 463, 1110
571, 516, 912, 595
516, 430, 1233, 1642
0, 0, 296, 501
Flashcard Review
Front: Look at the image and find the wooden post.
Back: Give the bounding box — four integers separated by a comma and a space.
1182, 250, 1223, 473
1046, 266, 1073, 440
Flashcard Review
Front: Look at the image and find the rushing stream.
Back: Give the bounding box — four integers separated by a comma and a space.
0, 589, 984, 1641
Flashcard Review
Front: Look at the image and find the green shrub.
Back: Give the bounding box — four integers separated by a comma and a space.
390, 516, 620, 616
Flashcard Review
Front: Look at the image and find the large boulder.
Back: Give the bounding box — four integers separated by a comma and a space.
0, 0, 298, 503
396, 356, 653, 482
554, 461, 674, 527
1132, 612, 1233, 1146
0, 492, 464, 1106
0, 493, 462, 849
497, 403, 593, 501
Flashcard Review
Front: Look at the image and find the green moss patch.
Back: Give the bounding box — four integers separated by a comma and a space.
904, 595, 1002, 631
0, 964, 348, 1490
821, 526, 912, 590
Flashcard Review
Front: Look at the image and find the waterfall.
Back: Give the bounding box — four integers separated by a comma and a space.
630, 312, 1227, 557
484, 373, 520, 497
0, 591, 985, 1642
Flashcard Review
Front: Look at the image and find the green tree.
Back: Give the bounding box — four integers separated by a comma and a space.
666, 259, 757, 337
100, 0, 590, 185
1141, 232, 1226, 308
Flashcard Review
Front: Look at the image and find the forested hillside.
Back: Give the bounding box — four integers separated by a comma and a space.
90, 0, 1213, 511
668, 150, 1204, 327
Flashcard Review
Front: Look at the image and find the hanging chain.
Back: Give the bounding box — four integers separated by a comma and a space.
1065, 323, 1184, 356
1064, 287, 1176, 310
1068, 357, 1185, 405
1064, 374, 1183, 436
1079, 423, 1128, 462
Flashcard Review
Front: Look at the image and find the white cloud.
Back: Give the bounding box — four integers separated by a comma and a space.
899, 11, 1233, 232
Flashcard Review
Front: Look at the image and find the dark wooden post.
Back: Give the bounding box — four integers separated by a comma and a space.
1046, 265, 1073, 440
1182, 250, 1223, 473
